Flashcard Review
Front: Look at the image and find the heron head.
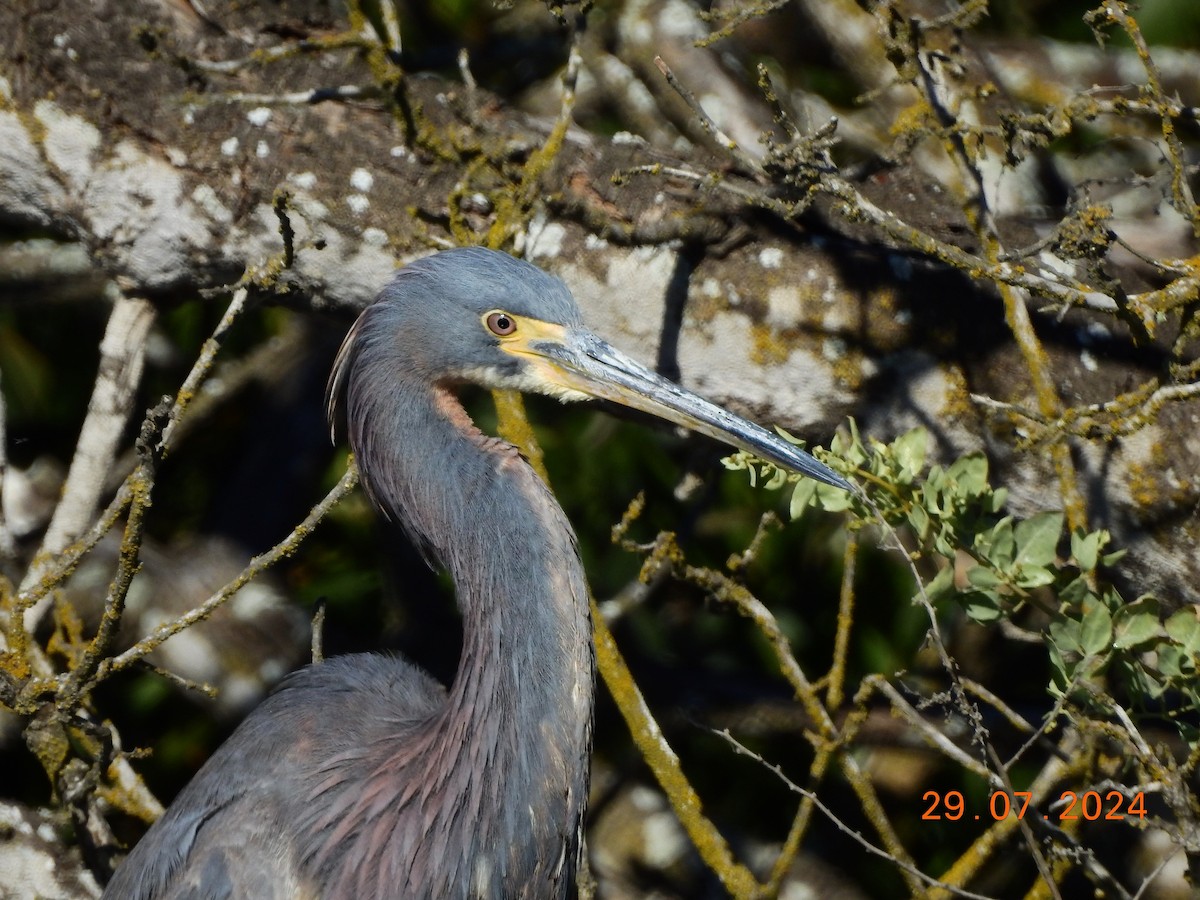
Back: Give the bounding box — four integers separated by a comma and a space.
335, 247, 851, 491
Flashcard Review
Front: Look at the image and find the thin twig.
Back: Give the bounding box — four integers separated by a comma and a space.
682, 556, 923, 892
619, 162, 1140, 321
92, 463, 357, 684
61, 471, 151, 702
725, 511, 780, 572
133, 660, 218, 699
104, 318, 310, 494
713, 727, 999, 900
61, 400, 173, 704
699, 0, 790, 46
960, 678, 1036, 735
653, 56, 762, 174
218, 85, 380, 106
487, 28, 581, 251
21, 293, 156, 632
160, 287, 248, 450
191, 34, 369, 74
1112, 700, 1154, 758
0, 367, 15, 566
16, 288, 247, 644
592, 612, 761, 896
825, 532, 858, 709
970, 377, 1200, 444
766, 741, 835, 891
1105, 1, 1200, 235
1003, 683, 1072, 771
1129, 841, 1185, 900
311, 601, 326, 664
686, 562, 835, 733
859, 675, 996, 783
862, 482, 1066, 900
597, 568, 666, 625
933, 751, 1078, 898
457, 48, 477, 100
377, 0, 402, 58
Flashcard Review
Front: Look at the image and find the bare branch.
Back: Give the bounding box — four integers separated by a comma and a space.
0, 368, 15, 566
92, 463, 357, 683
653, 56, 762, 174
712, 727, 999, 900
14, 286, 249, 636
21, 293, 155, 631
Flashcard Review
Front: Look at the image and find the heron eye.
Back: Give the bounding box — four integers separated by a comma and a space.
486, 312, 517, 336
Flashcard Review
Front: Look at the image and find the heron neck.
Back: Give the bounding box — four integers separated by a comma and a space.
354, 379, 594, 870
381, 385, 594, 715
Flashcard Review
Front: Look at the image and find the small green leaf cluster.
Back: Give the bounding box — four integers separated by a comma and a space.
723, 421, 1007, 570
724, 421, 1200, 743
1086, 594, 1200, 737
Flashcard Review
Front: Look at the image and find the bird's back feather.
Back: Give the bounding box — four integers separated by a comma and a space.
103, 655, 445, 900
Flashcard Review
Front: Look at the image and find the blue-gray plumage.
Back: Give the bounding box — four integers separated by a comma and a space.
103, 247, 850, 899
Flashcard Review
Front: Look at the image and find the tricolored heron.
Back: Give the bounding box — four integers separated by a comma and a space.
103, 247, 850, 899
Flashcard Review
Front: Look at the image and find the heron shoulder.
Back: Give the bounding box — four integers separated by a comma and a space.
270, 653, 446, 730
102, 655, 446, 900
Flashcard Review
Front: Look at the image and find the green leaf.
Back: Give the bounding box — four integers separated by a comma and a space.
773, 424, 801, 445
866, 438, 887, 477
922, 564, 955, 602
829, 428, 848, 457
721, 451, 750, 472
962, 592, 1003, 622
764, 464, 788, 490
924, 465, 945, 495
932, 522, 959, 558
1156, 644, 1188, 678
1014, 512, 1063, 569
1047, 644, 1070, 691
919, 483, 944, 518
1049, 616, 1083, 654
1014, 565, 1055, 589
789, 478, 817, 520
815, 482, 853, 513
1080, 603, 1113, 656
982, 517, 1015, 570
906, 502, 931, 539
966, 565, 1003, 589
1101, 548, 1128, 566
1098, 586, 1125, 612
1059, 575, 1091, 606
1113, 600, 1165, 649
891, 428, 927, 480
842, 419, 868, 466
1166, 608, 1200, 654
1133, 666, 1167, 700
946, 453, 988, 497
1071, 529, 1101, 572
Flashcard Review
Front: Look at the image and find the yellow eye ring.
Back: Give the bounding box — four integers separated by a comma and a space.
485, 311, 517, 337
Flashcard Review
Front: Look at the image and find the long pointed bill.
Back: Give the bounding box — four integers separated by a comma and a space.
512, 325, 852, 492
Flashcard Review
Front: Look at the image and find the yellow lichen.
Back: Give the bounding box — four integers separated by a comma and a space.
749, 322, 790, 366
830, 350, 866, 391
941, 365, 975, 420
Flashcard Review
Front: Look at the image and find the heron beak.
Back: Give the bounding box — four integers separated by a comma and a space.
506, 324, 852, 491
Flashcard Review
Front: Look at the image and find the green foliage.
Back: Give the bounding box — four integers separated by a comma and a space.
726, 421, 1200, 744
